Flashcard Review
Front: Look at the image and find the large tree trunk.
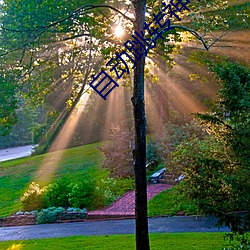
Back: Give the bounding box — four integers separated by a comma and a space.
132, 1, 150, 250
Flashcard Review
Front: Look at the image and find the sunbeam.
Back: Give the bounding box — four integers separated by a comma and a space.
35, 93, 89, 184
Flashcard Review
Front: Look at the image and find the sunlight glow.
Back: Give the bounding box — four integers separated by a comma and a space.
35, 93, 89, 184
114, 24, 124, 37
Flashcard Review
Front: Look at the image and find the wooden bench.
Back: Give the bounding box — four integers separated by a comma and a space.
149, 168, 165, 184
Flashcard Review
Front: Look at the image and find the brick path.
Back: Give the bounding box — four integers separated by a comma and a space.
88, 184, 171, 219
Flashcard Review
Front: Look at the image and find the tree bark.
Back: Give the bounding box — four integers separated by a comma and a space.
131, 1, 150, 250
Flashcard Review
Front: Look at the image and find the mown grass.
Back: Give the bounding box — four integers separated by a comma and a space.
0, 140, 199, 218
0, 233, 230, 250
0, 143, 104, 217
148, 186, 199, 217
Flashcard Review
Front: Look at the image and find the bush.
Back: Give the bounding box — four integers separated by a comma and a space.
36, 206, 64, 224
68, 180, 94, 209
93, 178, 117, 208
67, 207, 87, 213
21, 182, 45, 211
43, 177, 71, 208
223, 233, 250, 250
93, 177, 134, 209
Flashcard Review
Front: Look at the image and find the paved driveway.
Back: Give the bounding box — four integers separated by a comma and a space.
0, 216, 229, 241
0, 145, 37, 162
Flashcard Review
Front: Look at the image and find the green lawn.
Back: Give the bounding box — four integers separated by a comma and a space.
148, 186, 199, 217
0, 141, 199, 218
0, 143, 104, 217
0, 233, 231, 250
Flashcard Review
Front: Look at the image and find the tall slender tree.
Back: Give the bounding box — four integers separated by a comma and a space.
131, 1, 149, 249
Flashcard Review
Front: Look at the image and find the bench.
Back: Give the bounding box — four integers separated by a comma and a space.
149, 168, 165, 184
175, 174, 185, 182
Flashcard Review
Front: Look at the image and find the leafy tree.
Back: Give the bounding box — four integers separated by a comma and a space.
168, 61, 250, 233
99, 124, 133, 178
0, 74, 18, 136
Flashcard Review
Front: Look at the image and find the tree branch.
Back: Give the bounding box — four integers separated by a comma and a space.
159, 25, 229, 51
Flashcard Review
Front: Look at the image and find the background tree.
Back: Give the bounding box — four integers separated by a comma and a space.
99, 124, 133, 178
0, 72, 18, 136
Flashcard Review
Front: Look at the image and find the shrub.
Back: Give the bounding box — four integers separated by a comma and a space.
36, 206, 64, 224
68, 180, 94, 209
113, 177, 134, 197
223, 233, 250, 250
43, 177, 71, 208
93, 178, 117, 209
93, 177, 134, 209
67, 207, 87, 213
21, 182, 45, 211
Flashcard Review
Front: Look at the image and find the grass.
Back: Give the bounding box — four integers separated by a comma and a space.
148, 186, 199, 217
0, 139, 197, 218
0, 233, 231, 250
0, 143, 104, 217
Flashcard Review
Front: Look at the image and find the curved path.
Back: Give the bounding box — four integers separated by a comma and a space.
88, 184, 171, 219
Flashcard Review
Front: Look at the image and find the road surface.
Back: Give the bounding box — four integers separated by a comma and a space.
0, 145, 37, 162
0, 216, 230, 241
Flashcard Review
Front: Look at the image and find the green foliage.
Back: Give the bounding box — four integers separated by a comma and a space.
32, 123, 49, 144
20, 182, 45, 212
99, 124, 133, 178
146, 140, 160, 171
36, 206, 64, 224
168, 62, 250, 233
224, 233, 250, 250
197, 61, 250, 170
168, 136, 240, 212
20, 172, 133, 212
0, 104, 44, 148
68, 180, 94, 209
93, 178, 117, 208
93, 177, 134, 209
0, 75, 18, 136
43, 178, 71, 208
204, 2, 250, 31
